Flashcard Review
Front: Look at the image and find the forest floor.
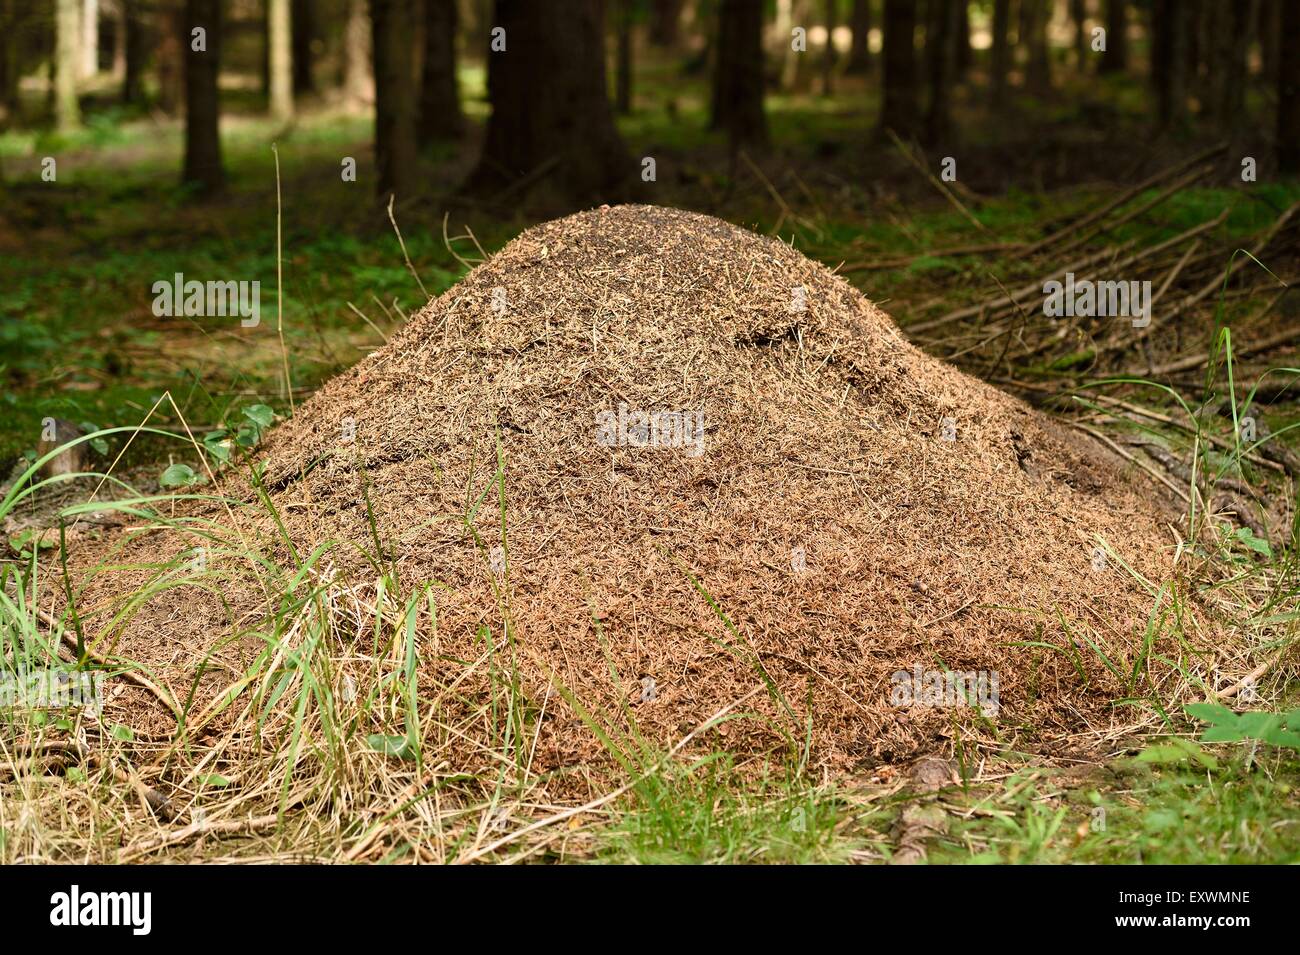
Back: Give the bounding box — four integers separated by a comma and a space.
2, 67, 1300, 862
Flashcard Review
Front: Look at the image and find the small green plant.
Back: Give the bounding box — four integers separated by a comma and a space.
1186, 703, 1300, 751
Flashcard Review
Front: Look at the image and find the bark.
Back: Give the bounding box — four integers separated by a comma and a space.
419, 0, 463, 142
268, 0, 292, 120
465, 0, 632, 208
1098, 0, 1126, 73
924, 0, 957, 143
711, 0, 767, 145
182, 0, 224, 195
123, 0, 148, 104
157, 0, 183, 115
615, 0, 632, 114
990, 0, 1010, 107
780, 0, 809, 91
81, 0, 98, 78
1279, 0, 1300, 172
371, 0, 417, 198
880, 0, 917, 135
846, 0, 872, 74
292, 0, 315, 94
1024, 0, 1051, 95
649, 0, 683, 47
1070, 0, 1087, 67
954, 0, 971, 79
819, 0, 836, 96
343, 0, 373, 107
56, 0, 81, 130
1150, 0, 1188, 127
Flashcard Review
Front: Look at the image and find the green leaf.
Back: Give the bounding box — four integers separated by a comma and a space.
111, 723, 134, 742
367, 733, 413, 758
242, 404, 275, 429
199, 774, 230, 787
203, 430, 231, 463
159, 463, 198, 488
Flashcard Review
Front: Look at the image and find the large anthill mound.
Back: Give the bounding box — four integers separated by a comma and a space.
74, 205, 1188, 774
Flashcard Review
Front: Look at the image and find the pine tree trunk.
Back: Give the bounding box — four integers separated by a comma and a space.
1151, 0, 1187, 127
465, 0, 632, 208
1070, 0, 1087, 67
157, 0, 183, 114
0, 0, 21, 121
780, 0, 809, 91
924, 0, 955, 143
880, 0, 917, 135
343, 0, 372, 108
292, 0, 315, 95
1213, 0, 1256, 130
268, 0, 292, 120
711, 0, 767, 146
419, 0, 463, 143
371, 0, 417, 198
1279, 0, 1300, 172
1098, 0, 1126, 73
649, 0, 683, 47
1025, 0, 1051, 94
56, 0, 81, 131
80, 0, 98, 79
990, 0, 1010, 107
182, 0, 224, 195
122, 0, 148, 104
846, 0, 872, 74
819, 0, 836, 96
615, 0, 633, 114
954, 0, 971, 80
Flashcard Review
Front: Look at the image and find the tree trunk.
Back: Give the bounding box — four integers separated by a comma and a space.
292, 0, 315, 94
1211, 0, 1256, 130
819, 0, 836, 96
371, 0, 417, 199
81, 0, 98, 79
924, 0, 955, 143
780, 0, 809, 91
268, 0, 292, 120
846, 0, 872, 74
990, 0, 1010, 107
419, 0, 462, 142
1150, 0, 1187, 127
649, 0, 683, 47
1, 0, 23, 121
1260, 0, 1280, 87
157, 0, 183, 114
56, 0, 81, 131
112, 0, 126, 79
122, 0, 147, 104
1279, 0, 1300, 173
1070, 0, 1087, 67
710, 0, 767, 146
615, 0, 632, 114
343, 0, 372, 107
466, 0, 631, 208
880, 0, 916, 136
954, 0, 971, 80
182, 0, 223, 195
1098, 0, 1125, 73
1024, 0, 1051, 95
